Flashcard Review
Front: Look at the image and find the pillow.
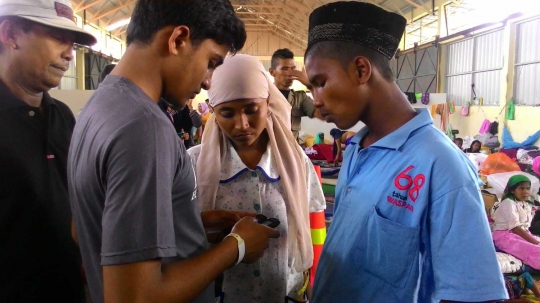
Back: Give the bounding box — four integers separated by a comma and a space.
487, 171, 540, 197
496, 252, 523, 274
467, 153, 488, 172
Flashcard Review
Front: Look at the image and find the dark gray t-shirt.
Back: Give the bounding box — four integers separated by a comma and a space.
68, 76, 213, 303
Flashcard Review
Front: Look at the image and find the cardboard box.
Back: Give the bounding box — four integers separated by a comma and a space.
479, 174, 489, 189
481, 191, 498, 215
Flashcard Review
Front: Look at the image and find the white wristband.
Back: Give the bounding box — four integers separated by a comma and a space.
226, 233, 245, 265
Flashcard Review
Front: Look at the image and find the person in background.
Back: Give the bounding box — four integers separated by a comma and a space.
304, 2, 506, 302
158, 98, 176, 124
195, 101, 211, 141
492, 175, 540, 269
454, 137, 464, 151
503, 272, 540, 302
466, 139, 482, 153
313, 132, 325, 145
205, 98, 213, 113
68, 1, 279, 303
269, 48, 322, 142
188, 54, 325, 303
173, 99, 202, 149
0, 0, 96, 301
99, 64, 116, 84
330, 128, 355, 167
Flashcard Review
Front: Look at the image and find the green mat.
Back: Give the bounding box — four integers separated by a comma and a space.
322, 183, 335, 196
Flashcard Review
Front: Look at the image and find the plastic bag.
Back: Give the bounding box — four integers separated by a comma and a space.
461, 101, 470, 116
506, 99, 515, 120
480, 153, 521, 175
479, 119, 491, 134
468, 153, 488, 172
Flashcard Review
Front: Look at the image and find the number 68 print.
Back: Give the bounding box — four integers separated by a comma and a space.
394, 165, 426, 202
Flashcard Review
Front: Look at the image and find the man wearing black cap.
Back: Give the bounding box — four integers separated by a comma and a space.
0, 0, 96, 302
304, 2, 506, 302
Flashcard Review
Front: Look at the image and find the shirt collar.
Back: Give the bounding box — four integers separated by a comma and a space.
220, 140, 281, 184
350, 109, 433, 151
0, 79, 57, 111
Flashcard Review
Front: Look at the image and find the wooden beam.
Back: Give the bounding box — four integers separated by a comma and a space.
272, 29, 306, 49
237, 12, 279, 15
402, 0, 421, 9
73, 0, 85, 11
240, 18, 281, 23
89, 0, 136, 22
233, 5, 278, 9
74, 0, 106, 13
406, 0, 432, 15
245, 24, 274, 28
243, 32, 266, 53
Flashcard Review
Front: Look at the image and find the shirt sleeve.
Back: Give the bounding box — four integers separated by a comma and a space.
187, 145, 201, 171
190, 111, 202, 128
495, 199, 521, 230
100, 116, 178, 265
429, 184, 508, 301
304, 154, 326, 213
300, 93, 316, 118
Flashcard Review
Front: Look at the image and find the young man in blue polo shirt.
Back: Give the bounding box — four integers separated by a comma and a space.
304, 2, 507, 302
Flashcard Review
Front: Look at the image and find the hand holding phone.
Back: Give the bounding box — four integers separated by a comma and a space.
231, 216, 280, 264
255, 214, 280, 228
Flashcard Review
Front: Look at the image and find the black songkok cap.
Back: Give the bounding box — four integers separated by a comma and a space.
307, 2, 407, 59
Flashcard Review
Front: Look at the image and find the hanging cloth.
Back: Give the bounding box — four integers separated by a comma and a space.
502, 125, 540, 149
489, 121, 499, 135
479, 119, 492, 134
449, 101, 455, 114
430, 104, 438, 119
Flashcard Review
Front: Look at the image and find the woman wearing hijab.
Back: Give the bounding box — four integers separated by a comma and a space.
188, 55, 325, 303
313, 132, 325, 145
492, 175, 540, 269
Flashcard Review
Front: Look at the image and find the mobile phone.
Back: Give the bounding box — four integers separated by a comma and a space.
205, 215, 280, 235
256, 214, 280, 228
177, 132, 185, 137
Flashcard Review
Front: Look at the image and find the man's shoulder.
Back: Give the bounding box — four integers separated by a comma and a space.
291, 89, 309, 98
404, 127, 480, 187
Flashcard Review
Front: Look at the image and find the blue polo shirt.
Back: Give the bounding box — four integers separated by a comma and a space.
312, 109, 507, 303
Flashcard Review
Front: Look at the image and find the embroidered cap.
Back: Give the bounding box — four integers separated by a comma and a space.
307, 2, 407, 59
0, 0, 96, 46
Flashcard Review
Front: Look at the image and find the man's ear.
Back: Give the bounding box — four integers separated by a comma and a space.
0, 19, 20, 51
352, 56, 372, 85
269, 67, 276, 77
168, 25, 191, 56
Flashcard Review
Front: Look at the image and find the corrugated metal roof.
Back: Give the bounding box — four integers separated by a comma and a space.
71, 0, 434, 45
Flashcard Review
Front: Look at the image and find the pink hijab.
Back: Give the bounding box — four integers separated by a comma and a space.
196, 54, 313, 272
198, 102, 210, 116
